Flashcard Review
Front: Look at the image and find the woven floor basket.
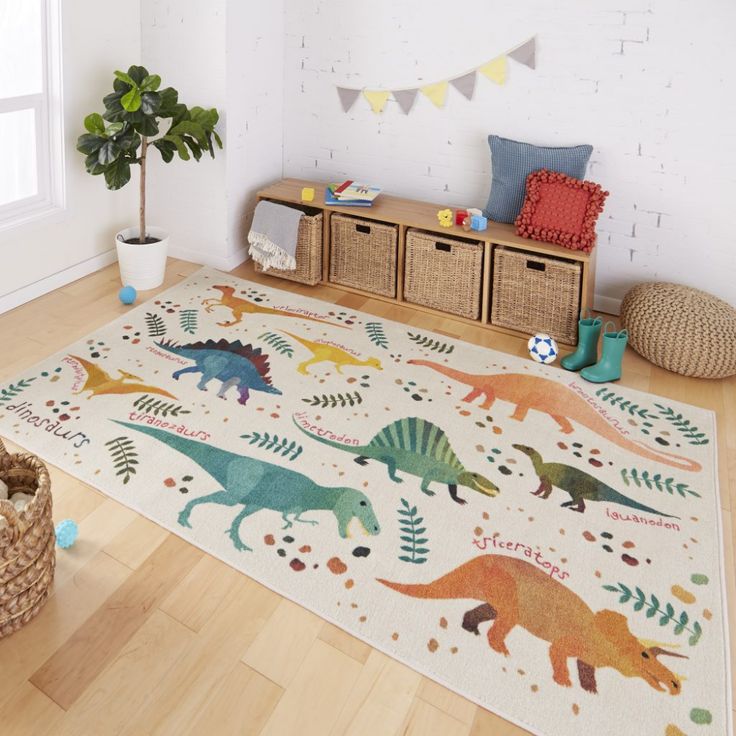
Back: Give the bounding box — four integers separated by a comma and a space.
621, 282, 736, 378
254, 210, 323, 286
0, 440, 55, 639
330, 214, 398, 297
403, 229, 483, 319
491, 246, 581, 344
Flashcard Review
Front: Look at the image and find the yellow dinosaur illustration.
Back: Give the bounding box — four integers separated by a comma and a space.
202, 285, 347, 329
70, 355, 177, 399
280, 330, 382, 376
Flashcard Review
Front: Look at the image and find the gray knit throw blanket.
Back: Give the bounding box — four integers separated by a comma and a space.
247, 200, 303, 271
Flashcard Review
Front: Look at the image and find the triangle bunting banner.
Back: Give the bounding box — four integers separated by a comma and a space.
449, 71, 477, 100
508, 37, 536, 69
420, 81, 449, 108
479, 56, 507, 85
392, 88, 418, 115
363, 90, 391, 114
336, 87, 360, 113
335, 36, 535, 114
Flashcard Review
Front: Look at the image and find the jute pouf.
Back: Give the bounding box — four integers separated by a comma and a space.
620, 282, 736, 379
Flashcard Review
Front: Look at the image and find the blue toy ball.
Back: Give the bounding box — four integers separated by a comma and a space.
527, 333, 559, 365
55, 519, 78, 549
118, 285, 137, 305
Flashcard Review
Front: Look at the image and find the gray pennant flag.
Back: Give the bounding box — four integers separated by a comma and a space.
392, 88, 418, 115
450, 71, 477, 100
508, 37, 536, 69
336, 87, 361, 113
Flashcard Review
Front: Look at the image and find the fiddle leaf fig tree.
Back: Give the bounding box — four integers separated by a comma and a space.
77, 65, 223, 244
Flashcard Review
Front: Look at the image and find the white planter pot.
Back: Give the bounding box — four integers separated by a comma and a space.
115, 226, 169, 290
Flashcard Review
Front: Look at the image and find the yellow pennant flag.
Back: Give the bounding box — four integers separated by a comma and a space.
363, 90, 390, 114
479, 56, 507, 85
420, 81, 449, 108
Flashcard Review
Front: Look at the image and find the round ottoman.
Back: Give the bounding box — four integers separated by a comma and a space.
620, 282, 736, 379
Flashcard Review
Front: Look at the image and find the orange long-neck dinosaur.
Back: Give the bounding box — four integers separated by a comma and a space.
378, 554, 686, 695
407, 360, 701, 472
202, 285, 348, 329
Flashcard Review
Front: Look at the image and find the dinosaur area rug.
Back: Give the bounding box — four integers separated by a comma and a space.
0, 267, 730, 736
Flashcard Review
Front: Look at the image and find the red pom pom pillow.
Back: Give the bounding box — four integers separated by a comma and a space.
514, 169, 608, 253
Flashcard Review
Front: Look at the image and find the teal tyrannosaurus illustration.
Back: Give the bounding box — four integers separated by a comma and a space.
294, 415, 499, 505
114, 421, 380, 551
512, 444, 679, 517
155, 339, 281, 406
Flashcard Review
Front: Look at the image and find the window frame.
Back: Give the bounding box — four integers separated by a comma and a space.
0, 0, 64, 232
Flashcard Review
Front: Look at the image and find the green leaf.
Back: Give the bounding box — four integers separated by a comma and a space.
134, 115, 159, 137
103, 157, 131, 190
673, 623, 685, 636
105, 121, 125, 136
602, 585, 619, 592
139, 91, 161, 115
399, 545, 414, 553
414, 548, 430, 554
140, 74, 161, 91
398, 556, 413, 563
399, 536, 415, 543
97, 140, 121, 166
127, 65, 149, 85
114, 70, 135, 86
164, 134, 190, 161
84, 112, 106, 135
121, 86, 142, 112
169, 120, 206, 141
645, 607, 657, 619
84, 152, 105, 175
76, 133, 106, 155
633, 600, 645, 612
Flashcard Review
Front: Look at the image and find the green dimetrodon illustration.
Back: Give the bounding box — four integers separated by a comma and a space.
294, 415, 499, 505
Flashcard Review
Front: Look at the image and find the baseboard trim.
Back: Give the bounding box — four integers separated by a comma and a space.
167, 244, 249, 272
594, 293, 621, 316
0, 249, 118, 315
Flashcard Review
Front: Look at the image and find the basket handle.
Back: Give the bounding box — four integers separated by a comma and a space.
434, 242, 452, 253
356, 224, 371, 235
526, 260, 546, 272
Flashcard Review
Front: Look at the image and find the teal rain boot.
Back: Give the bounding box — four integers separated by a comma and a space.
561, 313, 602, 372
580, 322, 628, 383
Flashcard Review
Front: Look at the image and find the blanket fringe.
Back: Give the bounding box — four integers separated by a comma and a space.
248, 231, 297, 271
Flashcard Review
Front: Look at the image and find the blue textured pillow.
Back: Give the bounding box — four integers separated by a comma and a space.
483, 135, 593, 224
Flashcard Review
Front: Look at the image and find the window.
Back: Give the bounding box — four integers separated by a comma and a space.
0, 0, 63, 231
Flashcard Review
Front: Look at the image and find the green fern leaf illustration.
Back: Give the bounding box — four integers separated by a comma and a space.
145, 312, 167, 337
301, 391, 363, 409
0, 376, 37, 406
365, 321, 389, 349
132, 394, 191, 418
407, 332, 454, 354
259, 332, 294, 357
105, 436, 139, 484
396, 498, 429, 564
179, 309, 198, 335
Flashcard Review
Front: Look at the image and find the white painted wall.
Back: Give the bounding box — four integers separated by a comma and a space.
140, 0, 229, 268
283, 0, 736, 310
141, 0, 284, 271
0, 0, 140, 310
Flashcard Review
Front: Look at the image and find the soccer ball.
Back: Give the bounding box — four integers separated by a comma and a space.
528, 333, 559, 364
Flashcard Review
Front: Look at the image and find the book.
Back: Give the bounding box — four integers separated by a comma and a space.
334, 181, 382, 202
325, 184, 373, 207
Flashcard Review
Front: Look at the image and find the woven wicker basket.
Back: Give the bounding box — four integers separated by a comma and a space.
491, 246, 581, 344
621, 282, 736, 378
403, 229, 483, 319
0, 440, 55, 639
254, 208, 323, 286
329, 214, 397, 297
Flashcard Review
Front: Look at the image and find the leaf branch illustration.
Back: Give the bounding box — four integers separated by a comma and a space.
397, 498, 429, 564
301, 391, 363, 409
105, 436, 139, 484
603, 582, 703, 646
240, 431, 303, 461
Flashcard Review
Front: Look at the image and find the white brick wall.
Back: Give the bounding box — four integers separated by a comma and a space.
283, 0, 736, 310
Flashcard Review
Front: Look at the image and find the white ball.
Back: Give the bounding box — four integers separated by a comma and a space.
527, 333, 559, 364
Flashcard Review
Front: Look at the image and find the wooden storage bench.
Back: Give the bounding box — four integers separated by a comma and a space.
256, 179, 597, 345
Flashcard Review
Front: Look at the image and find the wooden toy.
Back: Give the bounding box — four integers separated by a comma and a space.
301, 187, 315, 202
454, 209, 469, 226
437, 208, 453, 228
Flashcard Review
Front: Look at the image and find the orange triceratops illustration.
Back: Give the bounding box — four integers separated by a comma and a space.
202, 285, 347, 329
70, 355, 177, 399
378, 554, 687, 695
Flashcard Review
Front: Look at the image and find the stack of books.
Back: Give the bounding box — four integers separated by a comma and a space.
325, 180, 382, 207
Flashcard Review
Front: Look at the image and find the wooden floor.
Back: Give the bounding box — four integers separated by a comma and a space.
0, 258, 733, 736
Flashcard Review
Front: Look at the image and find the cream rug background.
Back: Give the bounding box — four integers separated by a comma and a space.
0, 267, 730, 736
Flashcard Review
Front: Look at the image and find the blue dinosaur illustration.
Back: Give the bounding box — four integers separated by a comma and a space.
114, 421, 381, 551
156, 338, 281, 405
